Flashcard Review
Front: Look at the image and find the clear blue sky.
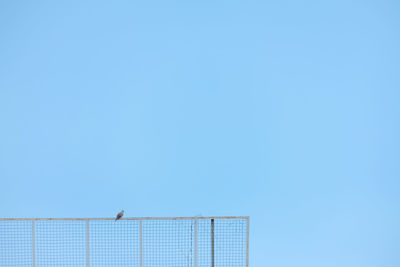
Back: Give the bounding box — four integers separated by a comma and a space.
0, 1, 399, 266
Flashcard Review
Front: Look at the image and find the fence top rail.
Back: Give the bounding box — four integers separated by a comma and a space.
0, 216, 249, 221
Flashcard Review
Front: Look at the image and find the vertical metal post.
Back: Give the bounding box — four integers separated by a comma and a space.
211, 219, 214, 267
32, 220, 35, 267
140, 220, 143, 267
86, 220, 90, 267
246, 217, 249, 267
194, 219, 198, 267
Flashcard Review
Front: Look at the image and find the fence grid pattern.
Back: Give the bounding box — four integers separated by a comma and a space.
0, 217, 249, 267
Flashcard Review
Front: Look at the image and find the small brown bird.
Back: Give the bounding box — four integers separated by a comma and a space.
115, 210, 124, 221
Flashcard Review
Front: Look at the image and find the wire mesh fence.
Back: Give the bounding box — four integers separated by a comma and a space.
0, 217, 249, 267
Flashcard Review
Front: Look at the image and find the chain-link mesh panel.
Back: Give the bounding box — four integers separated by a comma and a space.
90, 220, 140, 267
0, 217, 248, 267
143, 219, 195, 267
214, 219, 247, 267
35, 220, 86, 266
0, 220, 32, 267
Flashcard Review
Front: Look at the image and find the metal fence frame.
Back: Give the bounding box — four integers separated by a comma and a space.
0, 216, 249, 267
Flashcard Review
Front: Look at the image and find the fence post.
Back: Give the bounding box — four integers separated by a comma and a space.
32, 220, 35, 267
211, 219, 214, 267
86, 220, 90, 267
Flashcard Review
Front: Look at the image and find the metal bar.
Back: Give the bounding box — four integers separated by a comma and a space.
140, 220, 143, 267
86, 220, 90, 267
246, 217, 249, 267
32, 220, 35, 267
211, 218, 214, 267
194, 219, 198, 267
0, 216, 249, 221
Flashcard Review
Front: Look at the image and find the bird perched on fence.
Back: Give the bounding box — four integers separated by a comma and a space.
115, 210, 124, 221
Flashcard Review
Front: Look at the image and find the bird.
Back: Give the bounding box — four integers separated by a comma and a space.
115, 210, 124, 221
